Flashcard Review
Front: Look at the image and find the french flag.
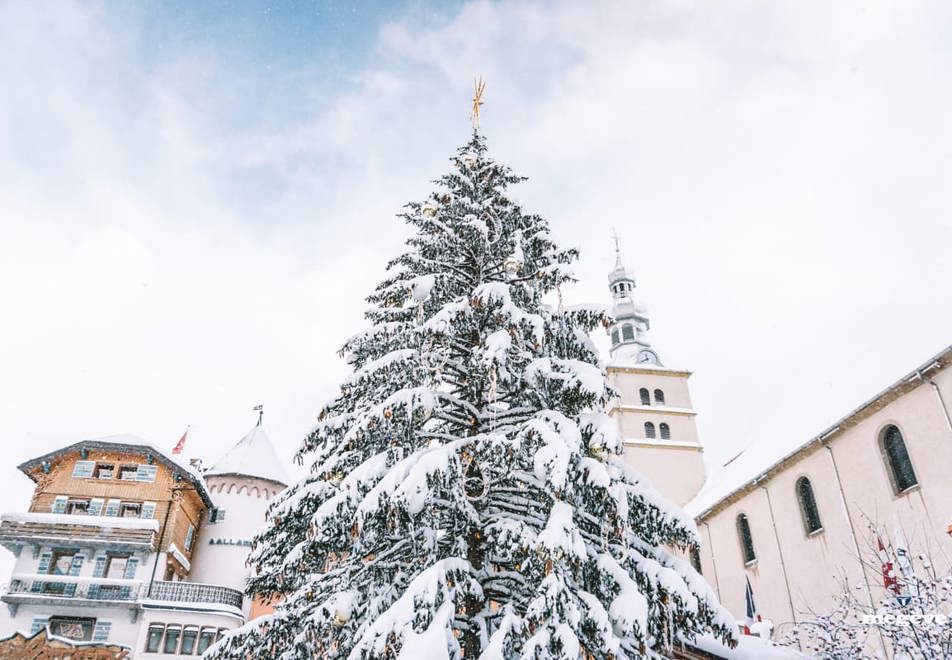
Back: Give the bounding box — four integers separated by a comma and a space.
743, 576, 761, 634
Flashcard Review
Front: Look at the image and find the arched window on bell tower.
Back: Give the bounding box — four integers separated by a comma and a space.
644, 422, 656, 439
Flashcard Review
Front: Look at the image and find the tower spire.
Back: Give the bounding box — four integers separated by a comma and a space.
606, 241, 661, 365
253, 404, 263, 427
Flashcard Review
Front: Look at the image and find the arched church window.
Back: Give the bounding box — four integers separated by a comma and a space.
737, 514, 756, 564
796, 477, 823, 534
639, 388, 650, 406
622, 325, 635, 341
654, 389, 665, 405
659, 423, 671, 440
644, 422, 656, 439
881, 425, 918, 493
611, 329, 619, 345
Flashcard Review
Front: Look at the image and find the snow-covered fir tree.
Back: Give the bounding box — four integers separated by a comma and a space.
208, 132, 736, 659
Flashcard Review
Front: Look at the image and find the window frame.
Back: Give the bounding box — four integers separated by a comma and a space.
653, 389, 665, 405
644, 422, 656, 439
736, 513, 756, 565
145, 623, 164, 653
181, 625, 199, 655
163, 624, 183, 654
66, 499, 90, 515
659, 422, 671, 440
880, 424, 919, 495
197, 627, 218, 654
639, 388, 651, 406
48, 616, 95, 642
796, 476, 823, 535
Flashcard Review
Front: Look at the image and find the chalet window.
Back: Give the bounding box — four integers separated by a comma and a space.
737, 514, 756, 564
654, 389, 665, 405
690, 546, 702, 574
94, 463, 114, 479
197, 627, 217, 653
71, 460, 95, 478
639, 388, 651, 405
66, 499, 89, 515
644, 422, 656, 439
119, 465, 138, 481
622, 324, 635, 341
659, 423, 671, 440
181, 626, 199, 654
797, 477, 823, 534
120, 502, 142, 518
882, 425, 918, 493
145, 624, 164, 652
163, 625, 182, 654
48, 616, 94, 642
185, 524, 196, 551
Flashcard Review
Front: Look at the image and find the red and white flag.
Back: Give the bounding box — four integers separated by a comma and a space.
172, 428, 189, 455
877, 531, 900, 595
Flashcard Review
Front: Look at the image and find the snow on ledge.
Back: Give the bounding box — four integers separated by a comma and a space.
139, 598, 244, 619
2, 512, 159, 531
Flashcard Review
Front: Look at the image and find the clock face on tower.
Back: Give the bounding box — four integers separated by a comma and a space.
637, 350, 658, 365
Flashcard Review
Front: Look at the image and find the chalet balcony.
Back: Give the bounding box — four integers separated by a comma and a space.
0, 512, 158, 553
3, 573, 142, 610
143, 580, 243, 614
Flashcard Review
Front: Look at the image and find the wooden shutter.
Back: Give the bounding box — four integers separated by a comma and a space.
30, 618, 47, 635
92, 620, 112, 642
72, 460, 95, 478
92, 555, 108, 578
104, 499, 120, 517
135, 464, 158, 482
141, 502, 157, 519
51, 496, 68, 514
88, 499, 104, 516
123, 556, 139, 579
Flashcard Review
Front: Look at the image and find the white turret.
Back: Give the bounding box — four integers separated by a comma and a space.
607, 239, 661, 366
190, 414, 289, 617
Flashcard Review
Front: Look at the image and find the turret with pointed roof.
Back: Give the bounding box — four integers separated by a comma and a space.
204, 416, 290, 487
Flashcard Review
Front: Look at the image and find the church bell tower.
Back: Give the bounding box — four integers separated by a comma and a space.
605, 241, 706, 507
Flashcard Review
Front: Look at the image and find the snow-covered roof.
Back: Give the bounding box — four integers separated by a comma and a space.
18, 434, 214, 508
686, 344, 952, 519
204, 423, 290, 486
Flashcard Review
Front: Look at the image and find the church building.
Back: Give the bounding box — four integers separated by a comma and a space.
606, 245, 952, 644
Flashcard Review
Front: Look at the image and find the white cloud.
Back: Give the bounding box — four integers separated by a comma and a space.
1, 0, 951, 583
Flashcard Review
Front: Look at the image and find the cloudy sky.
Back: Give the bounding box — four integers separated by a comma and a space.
1, 1, 950, 578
